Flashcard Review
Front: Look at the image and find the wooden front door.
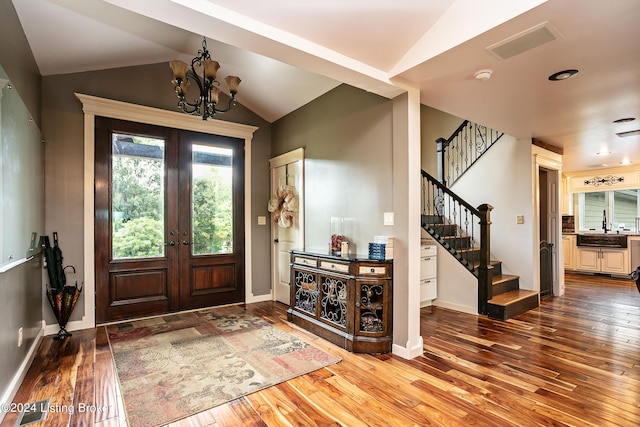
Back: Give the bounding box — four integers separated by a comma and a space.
95, 117, 244, 323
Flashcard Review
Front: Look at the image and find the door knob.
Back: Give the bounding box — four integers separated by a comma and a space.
183, 240, 193, 245
164, 240, 176, 246
274, 238, 279, 243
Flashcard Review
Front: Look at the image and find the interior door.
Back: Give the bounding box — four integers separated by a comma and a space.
95, 118, 245, 323
270, 149, 304, 304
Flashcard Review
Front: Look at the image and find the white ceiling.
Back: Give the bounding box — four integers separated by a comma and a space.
11, 0, 640, 172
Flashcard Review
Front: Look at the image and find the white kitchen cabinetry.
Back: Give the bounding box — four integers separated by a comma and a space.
576, 247, 629, 275
562, 235, 576, 270
420, 243, 437, 307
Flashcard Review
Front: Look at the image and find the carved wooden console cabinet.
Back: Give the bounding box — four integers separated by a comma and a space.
287, 250, 393, 353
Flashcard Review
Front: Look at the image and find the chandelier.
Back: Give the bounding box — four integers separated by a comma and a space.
169, 37, 241, 120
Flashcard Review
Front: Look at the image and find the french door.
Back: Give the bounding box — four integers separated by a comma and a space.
94, 117, 244, 323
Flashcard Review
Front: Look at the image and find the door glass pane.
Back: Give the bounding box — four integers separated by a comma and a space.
612, 189, 638, 232
111, 133, 165, 259
192, 144, 233, 255
581, 191, 606, 230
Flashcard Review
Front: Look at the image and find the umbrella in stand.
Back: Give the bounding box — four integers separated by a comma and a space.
44, 233, 83, 340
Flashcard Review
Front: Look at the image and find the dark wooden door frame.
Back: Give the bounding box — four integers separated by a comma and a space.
94, 117, 245, 323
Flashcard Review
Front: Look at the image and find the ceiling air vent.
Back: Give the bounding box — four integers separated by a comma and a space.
486, 22, 561, 60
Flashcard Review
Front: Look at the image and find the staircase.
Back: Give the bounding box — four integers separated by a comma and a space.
421, 211, 538, 320
423, 119, 539, 320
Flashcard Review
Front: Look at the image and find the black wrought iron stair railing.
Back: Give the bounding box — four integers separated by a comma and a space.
437, 120, 504, 187
421, 170, 494, 314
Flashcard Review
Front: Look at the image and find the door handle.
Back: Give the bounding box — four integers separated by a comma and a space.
274, 238, 279, 243
183, 240, 193, 246
164, 240, 176, 246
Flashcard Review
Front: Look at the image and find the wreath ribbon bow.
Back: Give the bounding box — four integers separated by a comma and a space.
268, 185, 298, 228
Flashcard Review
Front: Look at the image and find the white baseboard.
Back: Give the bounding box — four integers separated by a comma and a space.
44, 315, 92, 336
432, 300, 478, 315
392, 336, 424, 360
246, 293, 273, 304
0, 323, 45, 424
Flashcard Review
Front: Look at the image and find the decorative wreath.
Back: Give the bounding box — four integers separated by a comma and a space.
268, 184, 299, 228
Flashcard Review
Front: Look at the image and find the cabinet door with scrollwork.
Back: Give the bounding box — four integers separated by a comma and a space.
355, 280, 389, 337
292, 269, 319, 316
318, 273, 352, 331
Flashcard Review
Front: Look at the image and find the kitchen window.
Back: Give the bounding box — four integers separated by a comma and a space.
578, 189, 640, 232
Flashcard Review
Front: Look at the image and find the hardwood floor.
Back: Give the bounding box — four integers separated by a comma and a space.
2, 273, 639, 426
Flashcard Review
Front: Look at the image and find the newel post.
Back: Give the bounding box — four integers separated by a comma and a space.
477, 203, 494, 315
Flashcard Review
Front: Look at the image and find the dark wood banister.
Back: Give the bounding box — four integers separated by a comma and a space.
436, 120, 468, 187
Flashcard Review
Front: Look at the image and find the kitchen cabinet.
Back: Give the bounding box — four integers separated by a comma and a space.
287, 250, 393, 353
576, 247, 629, 274
420, 242, 437, 307
562, 235, 576, 270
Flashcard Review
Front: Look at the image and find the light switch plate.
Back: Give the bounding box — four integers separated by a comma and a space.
516, 215, 524, 224
384, 212, 394, 226
258, 216, 267, 225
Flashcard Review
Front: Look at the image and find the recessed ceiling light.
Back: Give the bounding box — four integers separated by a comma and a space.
620, 159, 632, 165
596, 151, 611, 156
613, 117, 636, 123
548, 69, 578, 81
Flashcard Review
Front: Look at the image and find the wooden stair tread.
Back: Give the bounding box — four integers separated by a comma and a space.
488, 289, 538, 306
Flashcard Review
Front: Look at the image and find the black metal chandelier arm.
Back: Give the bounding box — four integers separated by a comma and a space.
210, 95, 237, 114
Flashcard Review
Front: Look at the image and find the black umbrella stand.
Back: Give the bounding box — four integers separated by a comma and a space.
44, 233, 83, 340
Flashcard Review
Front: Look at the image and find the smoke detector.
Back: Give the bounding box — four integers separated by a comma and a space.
474, 69, 493, 81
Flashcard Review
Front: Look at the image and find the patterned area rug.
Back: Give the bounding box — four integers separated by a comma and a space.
107, 305, 341, 427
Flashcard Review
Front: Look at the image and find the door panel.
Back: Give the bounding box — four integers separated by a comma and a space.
95, 118, 244, 323
178, 131, 245, 309
271, 156, 303, 304
95, 117, 179, 322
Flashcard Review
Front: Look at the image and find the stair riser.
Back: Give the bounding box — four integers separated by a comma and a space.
487, 294, 539, 321
492, 278, 519, 295
458, 249, 480, 262
422, 214, 443, 225
427, 224, 458, 236
442, 236, 472, 249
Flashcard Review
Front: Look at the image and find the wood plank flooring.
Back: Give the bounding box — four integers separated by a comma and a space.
2, 272, 639, 426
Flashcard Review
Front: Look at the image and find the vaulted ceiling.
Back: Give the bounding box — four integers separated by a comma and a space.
12, 0, 640, 172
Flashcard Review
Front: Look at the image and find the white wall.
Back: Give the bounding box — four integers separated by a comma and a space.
451, 135, 535, 290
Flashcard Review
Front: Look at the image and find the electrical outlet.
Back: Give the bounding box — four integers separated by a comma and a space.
516, 215, 525, 224
18, 327, 23, 347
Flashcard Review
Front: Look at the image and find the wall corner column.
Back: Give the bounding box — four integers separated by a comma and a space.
391, 87, 423, 359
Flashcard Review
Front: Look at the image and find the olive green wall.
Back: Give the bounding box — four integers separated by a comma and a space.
0, 0, 44, 406
271, 84, 395, 253
40, 62, 273, 326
